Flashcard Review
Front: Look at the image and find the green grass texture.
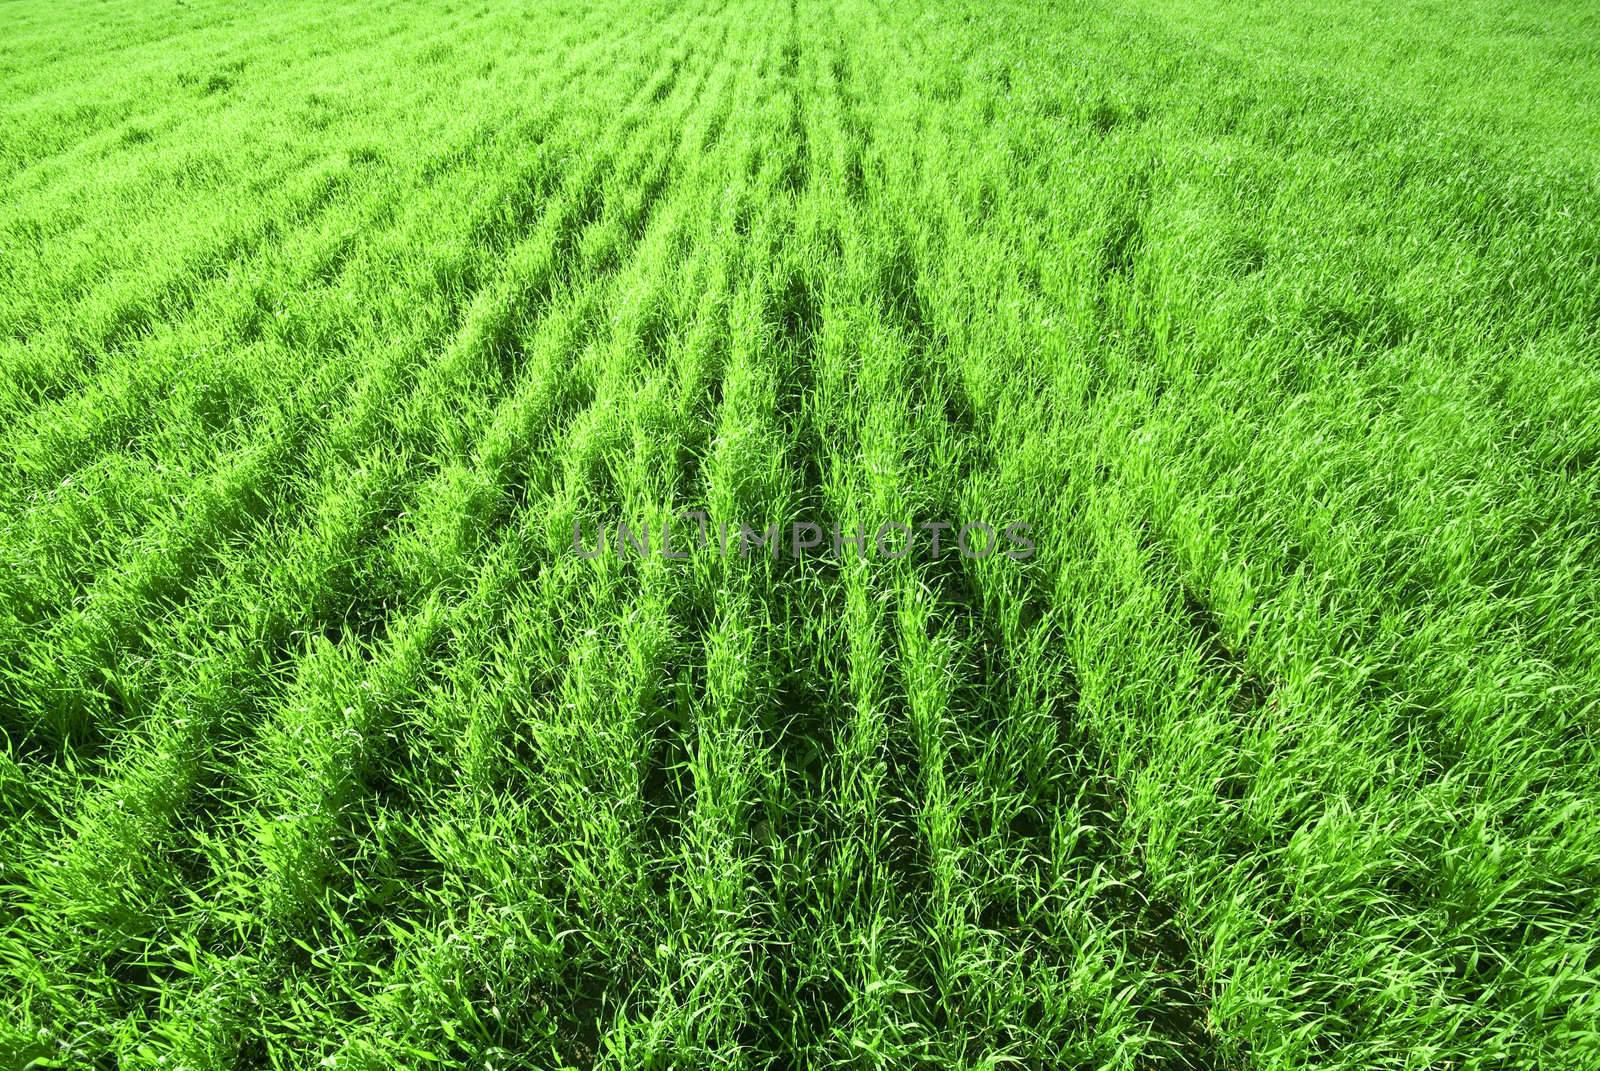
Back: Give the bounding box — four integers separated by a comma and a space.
2, 0, 1598, 1067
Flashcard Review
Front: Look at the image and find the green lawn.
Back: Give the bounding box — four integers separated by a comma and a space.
2, 0, 1597, 1067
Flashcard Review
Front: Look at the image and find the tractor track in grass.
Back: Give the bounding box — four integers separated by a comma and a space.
4, 0, 1600, 1066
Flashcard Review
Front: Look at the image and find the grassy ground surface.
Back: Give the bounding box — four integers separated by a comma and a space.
2, 0, 1598, 1068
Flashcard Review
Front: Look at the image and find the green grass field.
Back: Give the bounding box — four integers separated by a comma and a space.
2, 0, 1598, 1067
